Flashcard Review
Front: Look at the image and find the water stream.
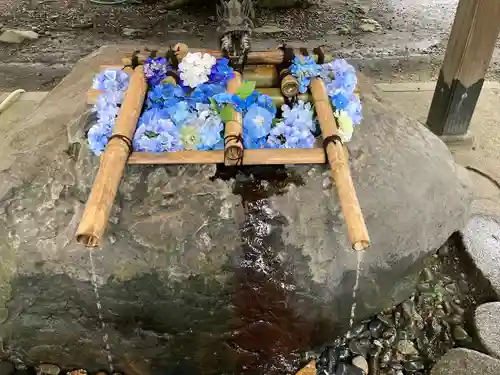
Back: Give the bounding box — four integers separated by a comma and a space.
88, 250, 115, 373
348, 251, 364, 329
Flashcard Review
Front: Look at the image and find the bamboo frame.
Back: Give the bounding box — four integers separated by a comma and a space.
122, 48, 334, 66
224, 72, 244, 166
309, 77, 370, 251
77, 46, 370, 252
76, 66, 148, 248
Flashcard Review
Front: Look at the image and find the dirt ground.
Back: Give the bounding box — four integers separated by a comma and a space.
0, 0, 499, 91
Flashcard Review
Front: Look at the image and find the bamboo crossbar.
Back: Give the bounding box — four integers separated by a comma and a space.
127, 148, 326, 165
310, 77, 370, 251
122, 48, 334, 66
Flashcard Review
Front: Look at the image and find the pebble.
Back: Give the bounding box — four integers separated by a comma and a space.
368, 318, 385, 338
358, 18, 381, 32
352, 356, 368, 374
396, 340, 418, 356
452, 326, 470, 342
0, 29, 38, 44
0, 361, 15, 375
335, 363, 365, 375
403, 359, 424, 372
37, 364, 60, 375
349, 340, 370, 357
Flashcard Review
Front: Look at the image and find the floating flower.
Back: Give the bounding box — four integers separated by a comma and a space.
345, 93, 363, 126
209, 58, 234, 85
146, 83, 186, 109
336, 110, 354, 143
178, 52, 217, 88
281, 100, 316, 132
179, 124, 200, 150
213, 92, 245, 112
92, 68, 130, 93
87, 121, 113, 156
165, 101, 196, 127
243, 104, 274, 140
188, 83, 226, 107
133, 108, 183, 152
290, 56, 322, 93
144, 57, 171, 86
331, 91, 350, 111
321, 59, 358, 96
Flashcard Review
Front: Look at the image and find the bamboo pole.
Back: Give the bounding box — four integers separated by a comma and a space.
309, 77, 370, 251
76, 66, 148, 248
127, 148, 326, 165
99, 64, 278, 88
122, 48, 334, 66
224, 72, 244, 166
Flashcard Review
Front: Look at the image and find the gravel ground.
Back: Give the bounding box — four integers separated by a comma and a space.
3, 0, 500, 90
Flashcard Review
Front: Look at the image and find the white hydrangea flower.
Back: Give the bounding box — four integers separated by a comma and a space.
178, 52, 217, 88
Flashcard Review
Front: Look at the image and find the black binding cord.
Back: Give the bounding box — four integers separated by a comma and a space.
123, 50, 141, 70
148, 49, 158, 58
108, 134, 133, 156
322, 134, 343, 161
313, 47, 325, 64
224, 134, 244, 165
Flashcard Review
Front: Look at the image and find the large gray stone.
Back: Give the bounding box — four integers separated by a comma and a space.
463, 215, 500, 297
0, 45, 469, 374
475, 302, 500, 359
430, 348, 500, 375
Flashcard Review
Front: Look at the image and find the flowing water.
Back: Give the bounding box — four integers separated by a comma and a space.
88, 250, 115, 373
348, 251, 364, 329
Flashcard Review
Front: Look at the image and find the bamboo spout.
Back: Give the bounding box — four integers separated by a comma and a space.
309, 77, 370, 251
76, 66, 148, 248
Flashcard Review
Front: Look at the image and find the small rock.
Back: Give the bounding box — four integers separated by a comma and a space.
369, 318, 385, 338
452, 326, 470, 342
396, 339, 418, 356
349, 339, 370, 357
358, 18, 381, 33
475, 302, 500, 359
121, 28, 142, 37
0, 361, 15, 375
352, 356, 368, 374
253, 25, 287, 34
37, 364, 60, 375
322, 177, 332, 189
0, 29, 39, 44
404, 360, 424, 372
336, 363, 365, 375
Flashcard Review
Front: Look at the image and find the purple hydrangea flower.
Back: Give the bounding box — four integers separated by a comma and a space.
144, 57, 171, 86
92, 69, 130, 93
345, 93, 363, 125
88, 121, 113, 156
321, 59, 358, 96
133, 108, 183, 152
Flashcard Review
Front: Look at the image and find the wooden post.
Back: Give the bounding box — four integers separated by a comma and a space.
426, 0, 500, 136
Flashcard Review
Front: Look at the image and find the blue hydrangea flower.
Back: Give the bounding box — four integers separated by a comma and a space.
88, 121, 113, 156
165, 101, 196, 127
188, 83, 226, 107
243, 134, 268, 149
144, 57, 171, 86
92, 69, 130, 93
290, 56, 322, 93
281, 100, 317, 132
133, 108, 183, 152
345, 93, 363, 126
146, 83, 186, 109
243, 104, 274, 140
213, 92, 246, 112
331, 91, 350, 111
209, 58, 234, 85
244, 91, 277, 116
321, 59, 358, 96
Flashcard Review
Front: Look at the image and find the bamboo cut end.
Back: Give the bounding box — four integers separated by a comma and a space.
224, 145, 244, 166
353, 240, 370, 251
76, 233, 100, 248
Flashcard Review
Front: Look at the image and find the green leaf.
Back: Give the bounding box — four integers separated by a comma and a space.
236, 81, 256, 99
209, 97, 218, 113
219, 105, 234, 123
